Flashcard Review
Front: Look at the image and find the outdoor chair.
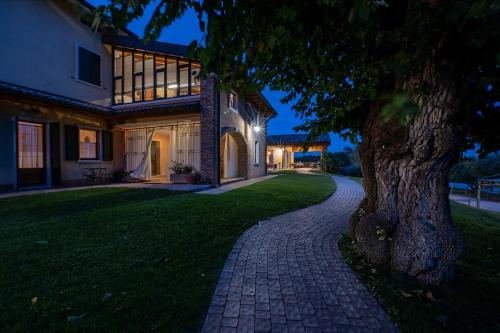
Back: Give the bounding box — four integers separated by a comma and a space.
79, 165, 98, 185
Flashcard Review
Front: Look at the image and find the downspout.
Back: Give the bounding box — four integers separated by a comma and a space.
216, 89, 221, 186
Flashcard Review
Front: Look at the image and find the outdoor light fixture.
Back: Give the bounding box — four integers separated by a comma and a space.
254, 126, 261, 133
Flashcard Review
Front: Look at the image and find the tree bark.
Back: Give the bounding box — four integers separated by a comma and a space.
349, 61, 464, 285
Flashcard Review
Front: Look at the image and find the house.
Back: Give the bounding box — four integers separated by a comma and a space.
267, 134, 330, 169
0, 0, 276, 191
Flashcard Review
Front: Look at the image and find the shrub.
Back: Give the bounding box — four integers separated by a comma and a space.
170, 162, 195, 174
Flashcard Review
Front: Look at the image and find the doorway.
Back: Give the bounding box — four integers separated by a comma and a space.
17, 121, 46, 187
151, 140, 161, 176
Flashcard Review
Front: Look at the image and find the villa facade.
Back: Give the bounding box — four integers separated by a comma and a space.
0, 0, 276, 191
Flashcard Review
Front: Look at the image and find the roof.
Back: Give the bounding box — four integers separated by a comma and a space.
0, 80, 111, 115
0, 81, 200, 119
102, 34, 190, 58
246, 91, 278, 117
267, 134, 331, 146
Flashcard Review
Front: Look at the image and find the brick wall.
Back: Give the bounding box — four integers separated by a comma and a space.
200, 74, 220, 186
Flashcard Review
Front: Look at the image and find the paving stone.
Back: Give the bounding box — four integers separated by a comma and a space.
237, 315, 254, 333
256, 302, 270, 311
272, 323, 289, 333
271, 314, 287, 324
270, 299, 285, 316
221, 317, 238, 328
288, 320, 306, 333
202, 313, 222, 332
240, 304, 255, 316
285, 303, 302, 320
201, 177, 398, 333
255, 318, 271, 332
223, 301, 240, 318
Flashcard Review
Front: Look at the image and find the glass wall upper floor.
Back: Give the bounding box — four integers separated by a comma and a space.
113, 47, 201, 104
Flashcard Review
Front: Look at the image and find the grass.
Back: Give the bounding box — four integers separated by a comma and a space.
340, 202, 500, 332
0, 172, 334, 333
349, 176, 363, 186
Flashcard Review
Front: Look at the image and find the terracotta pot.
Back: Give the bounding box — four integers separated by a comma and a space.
170, 173, 196, 184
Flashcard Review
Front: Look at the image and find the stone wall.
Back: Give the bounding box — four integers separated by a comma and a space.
199, 74, 220, 186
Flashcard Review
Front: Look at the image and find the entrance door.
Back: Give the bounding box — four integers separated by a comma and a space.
17, 121, 46, 187
151, 140, 161, 176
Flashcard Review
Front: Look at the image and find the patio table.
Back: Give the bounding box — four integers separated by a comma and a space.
84, 167, 107, 185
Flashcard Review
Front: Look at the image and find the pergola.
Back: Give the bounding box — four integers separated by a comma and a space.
266, 134, 331, 169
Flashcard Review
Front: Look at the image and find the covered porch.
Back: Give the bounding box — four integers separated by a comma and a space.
266, 134, 331, 170
115, 116, 201, 183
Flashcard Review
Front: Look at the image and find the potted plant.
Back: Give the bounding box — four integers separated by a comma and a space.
169, 162, 197, 184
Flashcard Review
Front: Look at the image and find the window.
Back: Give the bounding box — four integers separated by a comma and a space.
144, 53, 154, 101
123, 50, 133, 103
254, 141, 260, 165
166, 58, 178, 98
114, 49, 123, 104
112, 47, 202, 104
179, 59, 189, 96
133, 52, 144, 102
228, 91, 238, 112
18, 121, 44, 168
79, 129, 98, 160
155, 55, 166, 99
191, 63, 201, 95
77, 46, 101, 86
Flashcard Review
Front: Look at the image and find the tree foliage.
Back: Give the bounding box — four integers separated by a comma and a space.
450, 152, 500, 185
98, 0, 500, 154
321, 146, 362, 176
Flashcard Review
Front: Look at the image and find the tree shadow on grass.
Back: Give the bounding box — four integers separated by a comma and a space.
0, 188, 181, 222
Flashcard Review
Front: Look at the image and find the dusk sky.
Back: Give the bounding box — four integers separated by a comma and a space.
88, 0, 352, 152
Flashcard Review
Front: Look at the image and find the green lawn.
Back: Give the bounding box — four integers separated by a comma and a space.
0, 173, 335, 332
340, 202, 500, 332
349, 176, 363, 186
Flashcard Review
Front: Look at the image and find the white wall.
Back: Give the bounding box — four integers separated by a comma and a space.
223, 134, 239, 178
219, 90, 267, 179
0, 0, 112, 106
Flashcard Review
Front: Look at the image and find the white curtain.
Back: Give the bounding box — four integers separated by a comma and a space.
130, 129, 155, 180
124, 123, 200, 180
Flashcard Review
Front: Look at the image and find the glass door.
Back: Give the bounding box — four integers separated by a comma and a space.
17, 121, 46, 187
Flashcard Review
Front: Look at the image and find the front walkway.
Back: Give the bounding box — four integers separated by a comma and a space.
450, 194, 500, 213
202, 176, 397, 333
197, 175, 277, 195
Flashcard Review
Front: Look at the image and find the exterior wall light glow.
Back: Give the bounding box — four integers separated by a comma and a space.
254, 126, 261, 133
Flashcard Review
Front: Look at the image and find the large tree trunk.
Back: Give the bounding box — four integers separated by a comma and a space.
349, 61, 464, 285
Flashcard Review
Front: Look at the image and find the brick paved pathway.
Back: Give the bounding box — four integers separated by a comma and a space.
202, 176, 397, 333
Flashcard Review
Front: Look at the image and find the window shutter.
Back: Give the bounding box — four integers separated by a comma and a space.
102, 130, 113, 161
64, 125, 79, 161
49, 123, 61, 185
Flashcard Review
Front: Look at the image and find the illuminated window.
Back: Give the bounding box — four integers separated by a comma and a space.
112, 47, 202, 104
228, 91, 238, 112
144, 53, 154, 101
18, 122, 44, 168
79, 129, 98, 160
191, 62, 201, 95
179, 59, 189, 96
166, 57, 178, 98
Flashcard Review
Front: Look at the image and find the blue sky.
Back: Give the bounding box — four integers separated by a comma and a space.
88, 0, 352, 152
